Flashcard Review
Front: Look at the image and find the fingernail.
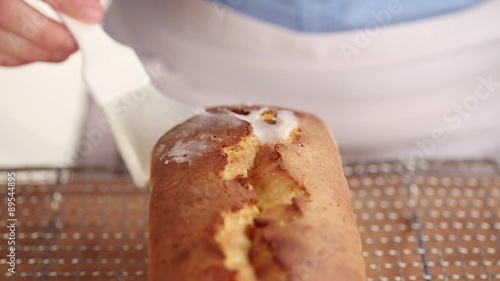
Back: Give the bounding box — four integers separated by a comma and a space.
65, 37, 77, 51
79, 8, 103, 23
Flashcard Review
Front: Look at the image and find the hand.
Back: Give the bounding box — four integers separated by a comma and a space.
0, 0, 104, 66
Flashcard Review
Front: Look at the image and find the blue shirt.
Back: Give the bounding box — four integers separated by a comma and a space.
214, 0, 484, 32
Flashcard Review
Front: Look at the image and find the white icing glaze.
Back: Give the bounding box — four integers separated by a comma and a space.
230, 108, 298, 144
197, 111, 246, 129
158, 112, 245, 165
159, 108, 298, 165
161, 139, 208, 164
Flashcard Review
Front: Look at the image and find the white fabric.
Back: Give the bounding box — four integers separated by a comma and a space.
0, 0, 88, 168
104, 0, 500, 163
0, 0, 116, 169
0, 53, 87, 168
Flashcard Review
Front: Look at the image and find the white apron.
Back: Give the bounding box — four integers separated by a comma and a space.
104, 0, 500, 163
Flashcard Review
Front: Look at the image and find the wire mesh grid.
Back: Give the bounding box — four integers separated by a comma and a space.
345, 160, 500, 281
0, 160, 499, 281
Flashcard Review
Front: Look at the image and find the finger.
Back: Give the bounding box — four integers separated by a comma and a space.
44, 0, 104, 23
0, 0, 78, 54
0, 51, 27, 66
0, 29, 68, 63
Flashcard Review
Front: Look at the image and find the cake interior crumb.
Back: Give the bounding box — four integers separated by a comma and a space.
216, 116, 307, 281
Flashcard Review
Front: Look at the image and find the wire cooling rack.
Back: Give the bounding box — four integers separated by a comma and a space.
0, 160, 499, 281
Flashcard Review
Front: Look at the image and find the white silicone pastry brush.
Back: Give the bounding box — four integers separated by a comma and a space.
60, 15, 205, 187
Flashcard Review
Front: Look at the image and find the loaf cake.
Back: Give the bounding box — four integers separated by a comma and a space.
149, 106, 365, 281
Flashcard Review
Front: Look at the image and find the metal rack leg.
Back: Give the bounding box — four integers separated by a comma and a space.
403, 161, 432, 281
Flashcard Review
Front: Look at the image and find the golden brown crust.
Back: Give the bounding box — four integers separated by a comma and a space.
148, 106, 365, 281
248, 113, 364, 281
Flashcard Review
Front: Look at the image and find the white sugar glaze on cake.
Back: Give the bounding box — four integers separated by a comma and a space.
154, 112, 243, 164
161, 140, 208, 164
228, 108, 298, 145
155, 108, 298, 165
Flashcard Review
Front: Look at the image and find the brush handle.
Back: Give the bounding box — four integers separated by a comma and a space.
59, 14, 151, 106
58, 13, 205, 188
